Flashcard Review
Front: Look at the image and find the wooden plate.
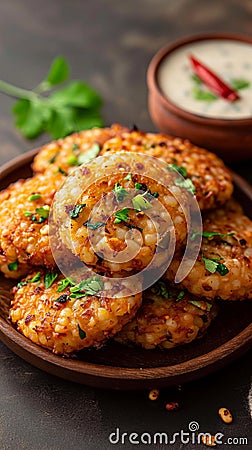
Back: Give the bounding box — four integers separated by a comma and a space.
0, 150, 251, 389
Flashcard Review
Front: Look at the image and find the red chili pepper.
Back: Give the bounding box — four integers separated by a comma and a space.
189, 54, 240, 102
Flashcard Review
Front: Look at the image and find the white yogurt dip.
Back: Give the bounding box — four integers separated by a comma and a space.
158, 39, 252, 119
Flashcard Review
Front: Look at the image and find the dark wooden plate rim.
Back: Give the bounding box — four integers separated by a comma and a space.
0, 150, 251, 387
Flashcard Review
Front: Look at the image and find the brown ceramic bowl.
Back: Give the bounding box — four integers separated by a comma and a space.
147, 33, 252, 163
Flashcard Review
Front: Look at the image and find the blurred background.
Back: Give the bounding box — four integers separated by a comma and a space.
0, 0, 252, 164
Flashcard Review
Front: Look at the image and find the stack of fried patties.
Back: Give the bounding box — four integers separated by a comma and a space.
0, 125, 250, 354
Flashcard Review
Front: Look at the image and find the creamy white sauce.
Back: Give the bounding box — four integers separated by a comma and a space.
158, 39, 252, 119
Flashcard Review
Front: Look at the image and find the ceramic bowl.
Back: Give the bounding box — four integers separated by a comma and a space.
147, 33, 252, 163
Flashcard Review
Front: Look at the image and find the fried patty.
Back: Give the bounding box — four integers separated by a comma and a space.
100, 130, 233, 211
54, 152, 190, 275
115, 280, 217, 349
165, 199, 252, 300
0, 173, 65, 278
10, 270, 142, 354
32, 124, 128, 175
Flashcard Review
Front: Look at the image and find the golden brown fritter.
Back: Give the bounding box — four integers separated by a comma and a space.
115, 280, 217, 349
10, 270, 142, 354
165, 199, 252, 300
32, 124, 128, 175
54, 152, 190, 275
0, 173, 65, 278
100, 130, 233, 210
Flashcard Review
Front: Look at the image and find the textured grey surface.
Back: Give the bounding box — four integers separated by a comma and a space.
0, 1, 251, 449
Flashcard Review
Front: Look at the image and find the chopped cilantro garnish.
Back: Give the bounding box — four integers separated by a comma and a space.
190, 231, 234, 241
175, 178, 196, 195
114, 208, 130, 224
151, 280, 170, 299
70, 276, 103, 297
70, 204, 86, 219
17, 272, 41, 289
78, 324, 86, 340
124, 173, 132, 181
135, 182, 146, 191
8, 261, 18, 271
72, 143, 79, 152
176, 290, 185, 302
230, 78, 250, 91
28, 194, 41, 201
77, 143, 100, 165
54, 294, 69, 303
132, 194, 152, 211
168, 163, 187, 178
23, 210, 33, 217
202, 255, 229, 276
189, 300, 212, 311
57, 277, 75, 292
36, 205, 50, 219
113, 182, 130, 203
83, 220, 105, 230
44, 272, 58, 289
58, 167, 67, 175
67, 154, 78, 166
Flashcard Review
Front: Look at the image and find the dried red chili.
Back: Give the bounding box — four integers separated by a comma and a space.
189, 54, 240, 102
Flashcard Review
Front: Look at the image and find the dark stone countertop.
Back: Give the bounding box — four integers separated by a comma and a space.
0, 1, 251, 449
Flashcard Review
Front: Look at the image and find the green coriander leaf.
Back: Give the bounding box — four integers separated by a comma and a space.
23, 210, 33, 217
192, 86, 217, 102
176, 290, 185, 302
57, 277, 75, 292
30, 272, 41, 283
202, 256, 219, 274
45, 107, 75, 139
216, 262, 229, 276
113, 182, 130, 203
168, 163, 187, 177
132, 194, 152, 211
72, 107, 104, 131
28, 194, 41, 201
51, 80, 102, 109
175, 177, 196, 195
48, 152, 59, 164
78, 324, 86, 340
72, 143, 79, 152
12, 99, 46, 139
67, 154, 78, 166
54, 294, 69, 304
45, 56, 70, 86
190, 231, 234, 241
114, 208, 130, 224
70, 276, 103, 296
230, 78, 250, 91
151, 281, 170, 299
77, 143, 100, 165
44, 272, 58, 289
36, 205, 50, 219
70, 204, 86, 219
124, 173, 132, 181
58, 167, 67, 175
83, 221, 105, 230
189, 300, 212, 311
191, 74, 202, 85
8, 260, 18, 271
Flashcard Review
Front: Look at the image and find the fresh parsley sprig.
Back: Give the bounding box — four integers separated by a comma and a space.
0, 56, 104, 139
